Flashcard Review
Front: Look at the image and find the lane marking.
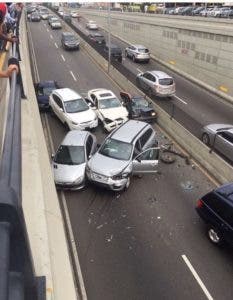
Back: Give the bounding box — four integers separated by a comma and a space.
174, 95, 187, 105
43, 23, 46, 27
50, 34, 53, 39
182, 255, 213, 300
47, 28, 49, 32
61, 54, 66, 62
70, 71, 77, 81
54, 42, 58, 48
136, 68, 142, 73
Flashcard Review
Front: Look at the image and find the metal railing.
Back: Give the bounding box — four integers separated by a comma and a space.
0, 11, 45, 300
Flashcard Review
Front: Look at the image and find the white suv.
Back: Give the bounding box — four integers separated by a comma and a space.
86, 89, 128, 132
86, 20, 98, 30
49, 88, 98, 130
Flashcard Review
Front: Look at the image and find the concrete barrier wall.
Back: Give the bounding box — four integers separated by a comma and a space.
80, 30, 233, 184
79, 10, 233, 99
20, 14, 77, 300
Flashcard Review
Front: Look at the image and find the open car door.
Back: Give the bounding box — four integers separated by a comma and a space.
132, 147, 159, 174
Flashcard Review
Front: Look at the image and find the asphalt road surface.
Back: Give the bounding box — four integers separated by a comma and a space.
28, 17, 233, 300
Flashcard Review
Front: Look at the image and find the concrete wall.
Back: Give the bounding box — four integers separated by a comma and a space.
80, 10, 233, 98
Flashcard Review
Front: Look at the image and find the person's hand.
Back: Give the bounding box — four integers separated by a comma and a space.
6, 64, 18, 77
10, 36, 18, 43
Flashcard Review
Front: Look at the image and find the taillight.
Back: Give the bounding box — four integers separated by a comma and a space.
197, 199, 204, 208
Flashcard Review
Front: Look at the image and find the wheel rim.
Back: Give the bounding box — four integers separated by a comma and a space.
202, 134, 209, 145
125, 51, 128, 57
133, 56, 135, 62
208, 228, 220, 243
125, 177, 130, 189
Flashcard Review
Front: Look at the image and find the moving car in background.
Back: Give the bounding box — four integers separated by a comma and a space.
39, 8, 49, 19
49, 88, 98, 130
52, 130, 97, 190
70, 11, 79, 18
86, 120, 159, 191
104, 43, 123, 63
86, 89, 128, 132
86, 20, 98, 30
30, 12, 41, 22
88, 33, 106, 44
58, 9, 64, 16
136, 71, 176, 98
201, 124, 233, 162
196, 182, 233, 246
125, 45, 150, 63
192, 6, 205, 15
50, 18, 62, 29
34, 80, 59, 111
61, 32, 80, 50
120, 92, 157, 122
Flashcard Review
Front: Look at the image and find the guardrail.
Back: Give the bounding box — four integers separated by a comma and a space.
0, 12, 45, 300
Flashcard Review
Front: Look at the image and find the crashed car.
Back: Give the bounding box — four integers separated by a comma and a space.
86, 89, 128, 132
120, 91, 157, 123
88, 33, 105, 44
34, 80, 59, 110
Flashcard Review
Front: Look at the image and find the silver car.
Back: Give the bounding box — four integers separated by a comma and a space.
86, 120, 160, 192
136, 70, 176, 98
202, 124, 233, 162
125, 44, 150, 63
52, 130, 97, 190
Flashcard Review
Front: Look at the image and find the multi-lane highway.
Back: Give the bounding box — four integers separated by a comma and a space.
28, 15, 233, 300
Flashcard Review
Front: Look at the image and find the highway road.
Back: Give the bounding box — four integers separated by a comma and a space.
28, 17, 233, 300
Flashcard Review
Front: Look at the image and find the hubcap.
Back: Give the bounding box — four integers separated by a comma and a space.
208, 229, 220, 243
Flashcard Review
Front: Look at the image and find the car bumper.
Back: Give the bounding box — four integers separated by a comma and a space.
51, 25, 62, 29
69, 118, 98, 130
135, 55, 150, 61
55, 177, 86, 190
64, 44, 80, 50
132, 115, 157, 123
156, 91, 176, 98
103, 118, 128, 132
38, 103, 50, 110
86, 172, 127, 191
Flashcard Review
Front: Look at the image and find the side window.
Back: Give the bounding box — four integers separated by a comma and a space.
218, 132, 233, 144
143, 73, 149, 80
140, 128, 153, 148
133, 140, 141, 158
53, 95, 61, 107
86, 135, 94, 157
137, 148, 159, 161
148, 74, 155, 82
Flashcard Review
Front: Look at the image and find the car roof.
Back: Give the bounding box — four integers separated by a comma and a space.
91, 33, 103, 37
105, 43, 120, 49
148, 71, 172, 79
132, 44, 147, 49
53, 88, 82, 101
89, 89, 115, 99
62, 31, 75, 37
38, 80, 56, 87
111, 120, 149, 143
216, 182, 233, 203
61, 130, 89, 146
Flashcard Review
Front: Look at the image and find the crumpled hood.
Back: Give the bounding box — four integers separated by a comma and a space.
99, 107, 128, 121
88, 153, 131, 177
52, 162, 86, 183
67, 109, 96, 123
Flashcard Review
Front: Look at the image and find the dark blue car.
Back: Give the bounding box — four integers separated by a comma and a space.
34, 81, 59, 111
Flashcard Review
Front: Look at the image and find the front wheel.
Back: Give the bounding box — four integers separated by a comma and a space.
125, 50, 128, 58
132, 55, 136, 62
148, 88, 153, 98
202, 133, 210, 146
123, 177, 130, 191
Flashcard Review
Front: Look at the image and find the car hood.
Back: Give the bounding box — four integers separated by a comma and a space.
37, 95, 49, 104
133, 107, 154, 114
52, 162, 86, 183
88, 153, 130, 177
67, 108, 96, 123
99, 107, 128, 120
204, 124, 233, 133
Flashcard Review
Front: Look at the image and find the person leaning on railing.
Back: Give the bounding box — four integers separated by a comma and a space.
0, 2, 18, 78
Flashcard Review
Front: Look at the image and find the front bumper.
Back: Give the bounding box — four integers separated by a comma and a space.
64, 44, 80, 50
103, 118, 127, 132
69, 118, 98, 130
51, 24, 62, 29
55, 177, 86, 190
135, 55, 150, 61
86, 171, 127, 191
132, 115, 157, 123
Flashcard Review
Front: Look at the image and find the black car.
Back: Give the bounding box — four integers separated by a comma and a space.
61, 32, 80, 50
120, 91, 157, 122
63, 13, 72, 24
88, 33, 105, 44
104, 43, 122, 63
196, 182, 233, 246
30, 12, 41, 22
34, 81, 59, 110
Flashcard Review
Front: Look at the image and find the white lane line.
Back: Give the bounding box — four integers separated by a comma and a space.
182, 255, 213, 300
70, 71, 77, 81
137, 68, 142, 73
174, 95, 187, 105
54, 42, 58, 48
43, 23, 46, 27
47, 28, 49, 32
50, 34, 53, 39
44, 114, 87, 300
61, 54, 66, 62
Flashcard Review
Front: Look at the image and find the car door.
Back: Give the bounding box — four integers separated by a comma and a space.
53, 95, 64, 122
132, 147, 160, 174
215, 131, 233, 161
140, 73, 150, 89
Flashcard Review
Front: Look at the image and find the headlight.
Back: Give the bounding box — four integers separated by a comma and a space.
71, 121, 78, 125
112, 173, 129, 180
104, 118, 113, 124
73, 176, 83, 184
151, 112, 156, 116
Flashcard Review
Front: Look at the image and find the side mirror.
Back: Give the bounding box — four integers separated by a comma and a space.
51, 154, 54, 159
136, 157, 141, 163
88, 154, 92, 159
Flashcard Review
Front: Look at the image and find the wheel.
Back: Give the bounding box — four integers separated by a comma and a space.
132, 55, 136, 62
124, 177, 130, 190
202, 133, 210, 146
125, 50, 128, 58
207, 226, 224, 245
148, 88, 153, 98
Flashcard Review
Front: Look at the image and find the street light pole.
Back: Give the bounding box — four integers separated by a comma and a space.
107, 2, 111, 73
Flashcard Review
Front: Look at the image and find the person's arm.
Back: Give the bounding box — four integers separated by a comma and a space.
0, 32, 18, 43
0, 64, 18, 78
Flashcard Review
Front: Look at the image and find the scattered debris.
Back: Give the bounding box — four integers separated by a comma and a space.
88, 218, 92, 224
191, 164, 196, 170
106, 234, 113, 242
90, 259, 94, 263
157, 216, 161, 219
96, 224, 104, 230
181, 181, 193, 190
147, 195, 157, 205
160, 152, 176, 164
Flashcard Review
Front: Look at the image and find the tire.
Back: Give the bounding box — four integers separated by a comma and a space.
132, 55, 136, 62
148, 88, 153, 98
123, 177, 130, 191
202, 133, 210, 146
125, 50, 128, 58
207, 226, 224, 245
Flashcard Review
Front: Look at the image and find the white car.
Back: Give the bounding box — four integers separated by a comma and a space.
58, 10, 64, 16
86, 20, 98, 30
71, 11, 79, 18
49, 88, 98, 130
86, 89, 128, 132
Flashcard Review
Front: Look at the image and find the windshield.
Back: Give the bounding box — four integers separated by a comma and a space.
98, 97, 121, 109
132, 98, 149, 108
65, 36, 77, 42
138, 48, 149, 53
159, 78, 174, 86
64, 99, 89, 113
99, 138, 132, 161
54, 145, 85, 165
51, 18, 58, 22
